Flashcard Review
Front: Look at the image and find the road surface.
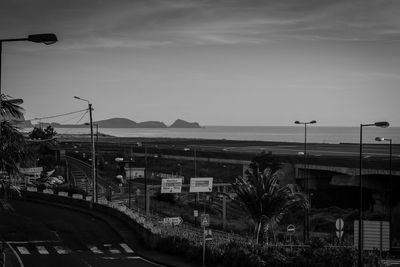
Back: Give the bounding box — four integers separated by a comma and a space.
0, 200, 166, 267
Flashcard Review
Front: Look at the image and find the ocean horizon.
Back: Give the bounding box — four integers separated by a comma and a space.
47, 126, 400, 144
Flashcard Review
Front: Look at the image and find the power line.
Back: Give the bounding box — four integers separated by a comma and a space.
29, 108, 88, 121
56, 110, 89, 135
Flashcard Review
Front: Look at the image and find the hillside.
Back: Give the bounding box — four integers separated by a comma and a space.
25, 118, 200, 128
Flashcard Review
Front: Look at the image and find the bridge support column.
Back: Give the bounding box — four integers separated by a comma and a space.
146, 187, 150, 216
222, 186, 227, 230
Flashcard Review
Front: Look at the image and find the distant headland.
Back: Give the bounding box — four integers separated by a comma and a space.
21, 118, 202, 129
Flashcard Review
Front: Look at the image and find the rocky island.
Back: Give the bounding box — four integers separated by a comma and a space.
23, 118, 201, 128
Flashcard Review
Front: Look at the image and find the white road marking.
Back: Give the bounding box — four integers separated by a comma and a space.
120, 243, 134, 253
102, 256, 141, 260
36, 246, 49, 254
7, 243, 25, 267
54, 246, 69, 254
16, 247, 30, 255
7, 240, 56, 244
109, 248, 121, 254
88, 245, 103, 254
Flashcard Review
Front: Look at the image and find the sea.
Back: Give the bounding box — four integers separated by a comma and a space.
51, 126, 400, 144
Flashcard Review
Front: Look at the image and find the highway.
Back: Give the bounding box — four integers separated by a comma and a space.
0, 200, 167, 267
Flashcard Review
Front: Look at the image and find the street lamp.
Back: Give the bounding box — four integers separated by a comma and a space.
74, 96, 96, 203
294, 120, 316, 242
86, 122, 99, 202
375, 136, 393, 252
0, 33, 58, 138
358, 121, 389, 267
185, 146, 198, 225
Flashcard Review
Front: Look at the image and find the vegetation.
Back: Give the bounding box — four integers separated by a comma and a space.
0, 95, 32, 198
29, 125, 57, 140
232, 153, 308, 244
0, 95, 30, 175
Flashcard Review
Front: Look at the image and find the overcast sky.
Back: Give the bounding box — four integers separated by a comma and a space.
1, 0, 400, 126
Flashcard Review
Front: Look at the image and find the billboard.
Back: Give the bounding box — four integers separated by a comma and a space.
125, 167, 145, 180
161, 178, 183, 193
189, 177, 213, 193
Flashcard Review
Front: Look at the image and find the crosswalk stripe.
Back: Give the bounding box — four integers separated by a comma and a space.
109, 249, 121, 254
120, 243, 134, 253
36, 246, 49, 254
54, 246, 69, 254
88, 245, 103, 254
17, 247, 30, 255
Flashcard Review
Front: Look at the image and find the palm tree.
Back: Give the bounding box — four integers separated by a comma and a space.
1, 94, 24, 119
232, 166, 308, 244
1, 94, 29, 198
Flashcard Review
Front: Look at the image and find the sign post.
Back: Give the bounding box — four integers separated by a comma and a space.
287, 224, 295, 251
335, 218, 344, 244
201, 214, 210, 267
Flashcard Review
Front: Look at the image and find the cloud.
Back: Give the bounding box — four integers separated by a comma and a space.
1, 0, 400, 49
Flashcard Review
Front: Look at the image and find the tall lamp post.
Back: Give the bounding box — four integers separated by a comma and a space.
358, 121, 389, 267
375, 136, 393, 252
86, 123, 99, 201
184, 146, 198, 225
74, 96, 96, 203
0, 33, 57, 137
294, 120, 316, 242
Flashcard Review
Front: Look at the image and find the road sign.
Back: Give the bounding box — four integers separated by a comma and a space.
189, 177, 213, 193
336, 218, 344, 230
125, 167, 145, 180
204, 229, 212, 241
161, 178, 183, 193
336, 230, 344, 239
194, 210, 199, 217
163, 217, 183, 226
200, 214, 210, 227
287, 224, 295, 234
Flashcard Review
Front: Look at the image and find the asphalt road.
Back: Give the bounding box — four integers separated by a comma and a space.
0, 200, 166, 267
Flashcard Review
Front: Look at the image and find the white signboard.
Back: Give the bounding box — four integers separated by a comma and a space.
189, 177, 213, 193
163, 217, 183, 226
125, 168, 145, 180
161, 178, 183, 193
19, 167, 43, 174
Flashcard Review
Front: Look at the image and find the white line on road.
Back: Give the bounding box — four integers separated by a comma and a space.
16, 247, 30, 255
7, 240, 57, 244
101, 256, 141, 260
54, 246, 69, 254
36, 246, 49, 254
120, 243, 134, 253
109, 249, 121, 254
7, 243, 25, 267
88, 245, 103, 254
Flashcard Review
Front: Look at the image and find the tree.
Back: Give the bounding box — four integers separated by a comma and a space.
29, 125, 57, 140
0, 94, 24, 119
232, 156, 308, 244
1, 95, 31, 199
1, 94, 28, 174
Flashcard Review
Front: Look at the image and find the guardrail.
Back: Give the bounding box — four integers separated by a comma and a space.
22, 186, 249, 247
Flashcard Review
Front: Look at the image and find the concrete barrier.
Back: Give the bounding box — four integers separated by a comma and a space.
58, 191, 68, 197
43, 189, 54, 194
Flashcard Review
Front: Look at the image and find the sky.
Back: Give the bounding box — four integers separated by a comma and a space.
1, 0, 400, 126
